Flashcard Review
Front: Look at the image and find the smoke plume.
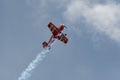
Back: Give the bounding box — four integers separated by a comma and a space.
18, 49, 49, 80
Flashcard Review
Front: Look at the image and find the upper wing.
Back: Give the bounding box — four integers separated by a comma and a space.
48, 22, 59, 36
58, 33, 68, 44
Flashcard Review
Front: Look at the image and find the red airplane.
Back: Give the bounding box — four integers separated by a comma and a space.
42, 22, 68, 49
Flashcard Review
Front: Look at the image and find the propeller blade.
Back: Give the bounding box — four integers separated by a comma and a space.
64, 25, 68, 29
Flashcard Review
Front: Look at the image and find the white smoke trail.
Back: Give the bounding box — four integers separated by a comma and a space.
18, 48, 50, 80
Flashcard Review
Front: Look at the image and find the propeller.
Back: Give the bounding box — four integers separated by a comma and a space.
64, 25, 68, 29
61, 24, 68, 29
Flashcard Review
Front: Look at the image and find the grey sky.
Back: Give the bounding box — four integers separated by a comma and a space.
1, 0, 120, 80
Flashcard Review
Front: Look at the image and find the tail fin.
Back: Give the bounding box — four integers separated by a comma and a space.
42, 41, 48, 48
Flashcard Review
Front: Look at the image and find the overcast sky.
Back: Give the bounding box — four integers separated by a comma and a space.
1, 0, 120, 80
